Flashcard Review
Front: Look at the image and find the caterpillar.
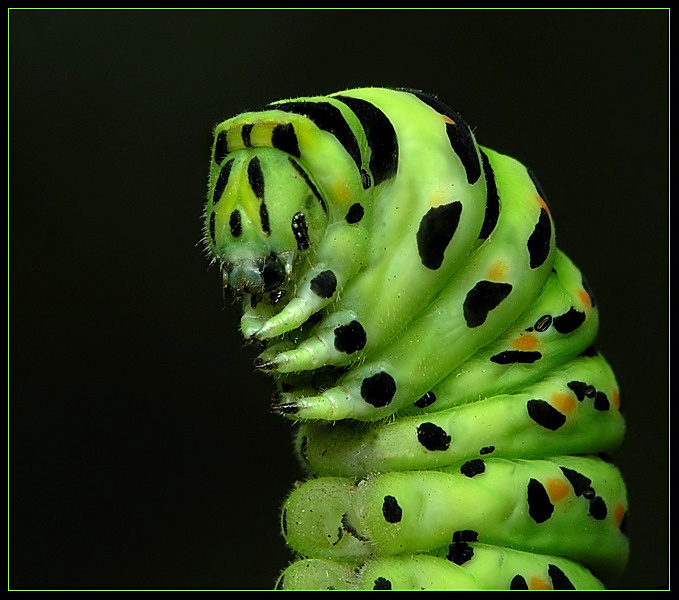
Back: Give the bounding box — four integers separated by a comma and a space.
203, 87, 628, 590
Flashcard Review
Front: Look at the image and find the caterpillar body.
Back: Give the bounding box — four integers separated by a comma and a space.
204, 87, 628, 590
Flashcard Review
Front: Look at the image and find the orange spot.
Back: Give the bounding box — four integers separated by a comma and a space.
441, 113, 456, 125
546, 478, 570, 503
612, 389, 621, 409
530, 576, 553, 590
512, 333, 539, 352
537, 195, 551, 217
487, 261, 508, 281
578, 289, 592, 308
614, 503, 626, 527
552, 392, 576, 415
332, 181, 351, 206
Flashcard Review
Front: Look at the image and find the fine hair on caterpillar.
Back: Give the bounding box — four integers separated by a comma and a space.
203, 87, 627, 591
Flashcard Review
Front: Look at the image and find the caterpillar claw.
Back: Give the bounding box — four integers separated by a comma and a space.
253, 357, 275, 371
271, 402, 301, 415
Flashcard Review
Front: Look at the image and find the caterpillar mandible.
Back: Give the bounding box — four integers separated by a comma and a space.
203, 87, 628, 590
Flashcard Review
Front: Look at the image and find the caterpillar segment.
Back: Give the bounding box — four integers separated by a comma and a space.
204, 87, 628, 589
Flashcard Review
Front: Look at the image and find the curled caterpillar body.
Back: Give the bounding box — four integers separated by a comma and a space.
204, 87, 627, 590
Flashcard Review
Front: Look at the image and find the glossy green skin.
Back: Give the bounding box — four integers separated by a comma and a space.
205, 88, 627, 590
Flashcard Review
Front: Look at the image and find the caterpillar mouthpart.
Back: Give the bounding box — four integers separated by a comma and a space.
224, 252, 287, 296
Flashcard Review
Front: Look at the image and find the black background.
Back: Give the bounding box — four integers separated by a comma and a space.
9, 9, 668, 591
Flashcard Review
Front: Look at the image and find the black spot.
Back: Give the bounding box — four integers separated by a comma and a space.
212, 158, 234, 206
527, 399, 566, 431
589, 496, 608, 520
548, 564, 575, 590
463, 280, 512, 328
333, 320, 367, 354
360, 169, 372, 189
404, 90, 481, 184
527, 208, 552, 269
275, 575, 285, 590
281, 509, 288, 536
414, 391, 436, 408
594, 391, 610, 411
416, 422, 451, 451
490, 350, 542, 364
346, 202, 364, 224
567, 381, 590, 401
310, 270, 337, 298
229, 209, 242, 237
271, 101, 363, 173
373, 577, 392, 590
559, 467, 592, 497
288, 158, 327, 213
382, 495, 402, 523
360, 372, 397, 408
478, 150, 500, 239
582, 274, 597, 307
416, 202, 463, 270
510, 575, 529, 590
247, 156, 265, 199
446, 542, 474, 565
241, 123, 253, 147
271, 122, 300, 158
452, 529, 478, 543
460, 459, 485, 478
291, 212, 310, 250
534, 314, 553, 332
213, 129, 229, 164
259, 202, 271, 235
209, 212, 216, 243
480, 446, 495, 455
527, 478, 554, 523
335, 95, 399, 186
553, 307, 586, 334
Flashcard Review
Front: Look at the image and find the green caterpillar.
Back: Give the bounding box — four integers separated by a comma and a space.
203, 87, 628, 590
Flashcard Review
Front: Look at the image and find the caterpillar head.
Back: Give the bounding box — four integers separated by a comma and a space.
205, 146, 328, 299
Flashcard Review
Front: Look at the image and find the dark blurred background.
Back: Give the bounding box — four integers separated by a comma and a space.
9, 9, 668, 591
